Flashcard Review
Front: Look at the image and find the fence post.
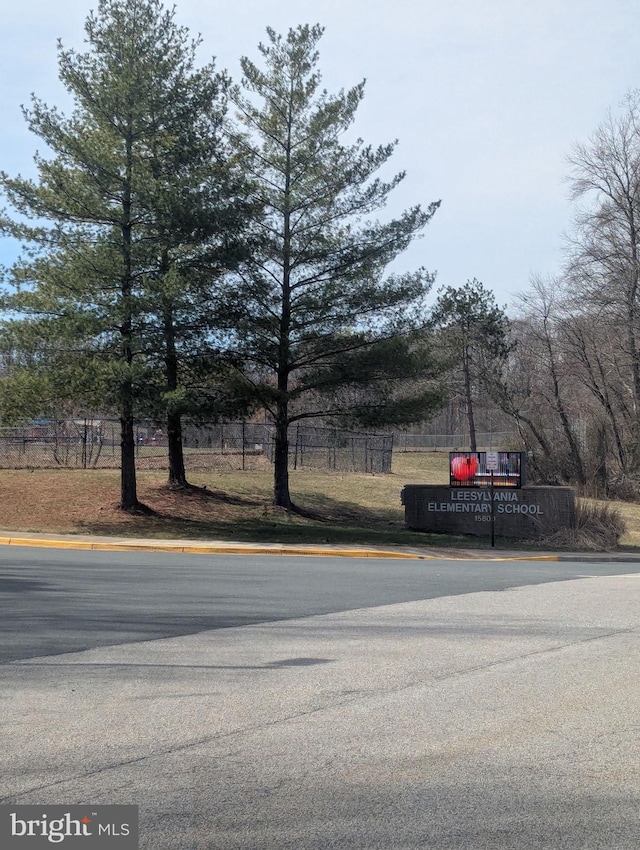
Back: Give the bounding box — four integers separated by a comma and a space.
82, 418, 88, 469
385, 434, 393, 473
242, 420, 246, 471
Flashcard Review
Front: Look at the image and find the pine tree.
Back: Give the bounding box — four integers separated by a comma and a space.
432, 279, 512, 452
0, 0, 250, 505
229, 25, 443, 509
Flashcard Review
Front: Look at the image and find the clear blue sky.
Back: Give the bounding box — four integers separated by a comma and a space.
1, 0, 638, 308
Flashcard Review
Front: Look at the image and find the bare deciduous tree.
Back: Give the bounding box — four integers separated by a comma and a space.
565, 91, 640, 468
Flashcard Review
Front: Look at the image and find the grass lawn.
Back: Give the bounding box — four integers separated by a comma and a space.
0, 451, 637, 551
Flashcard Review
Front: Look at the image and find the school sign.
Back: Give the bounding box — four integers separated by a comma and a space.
401, 485, 576, 540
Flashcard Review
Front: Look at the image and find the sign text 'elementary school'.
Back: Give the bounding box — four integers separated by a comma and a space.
428, 488, 544, 520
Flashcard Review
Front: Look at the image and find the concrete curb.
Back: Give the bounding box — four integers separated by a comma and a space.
5, 535, 638, 562
557, 554, 640, 563
0, 536, 436, 559
0, 535, 563, 561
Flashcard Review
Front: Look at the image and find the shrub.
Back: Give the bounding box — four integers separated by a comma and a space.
540, 498, 626, 551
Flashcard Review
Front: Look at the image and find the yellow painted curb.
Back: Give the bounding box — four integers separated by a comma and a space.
0, 535, 561, 561
0, 538, 96, 550
0, 536, 438, 559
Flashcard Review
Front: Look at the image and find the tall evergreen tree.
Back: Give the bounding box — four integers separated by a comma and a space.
229, 25, 443, 509
0, 0, 250, 505
432, 279, 512, 452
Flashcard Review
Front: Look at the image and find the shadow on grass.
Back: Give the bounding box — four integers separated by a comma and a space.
292, 491, 403, 528
74, 483, 486, 549
78, 516, 482, 548
157, 482, 264, 508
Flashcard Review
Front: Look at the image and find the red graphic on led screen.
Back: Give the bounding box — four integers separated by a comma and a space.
449, 452, 523, 488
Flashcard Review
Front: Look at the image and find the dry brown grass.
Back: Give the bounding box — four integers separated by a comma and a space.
605, 501, 640, 549
0, 453, 452, 546
1, 451, 638, 550
538, 498, 627, 551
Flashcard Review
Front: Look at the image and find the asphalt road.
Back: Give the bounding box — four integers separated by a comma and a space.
4, 549, 640, 848
2, 547, 640, 662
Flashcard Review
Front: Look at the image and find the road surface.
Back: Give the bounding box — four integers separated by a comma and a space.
2, 547, 640, 848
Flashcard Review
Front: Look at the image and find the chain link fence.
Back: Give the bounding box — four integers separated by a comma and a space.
0, 419, 393, 473
393, 431, 516, 451
289, 425, 392, 473
0, 420, 118, 470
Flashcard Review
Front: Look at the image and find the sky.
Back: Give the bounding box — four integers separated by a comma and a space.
1, 0, 639, 309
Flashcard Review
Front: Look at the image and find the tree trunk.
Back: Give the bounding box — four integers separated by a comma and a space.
163, 299, 188, 487
272, 88, 294, 510
516, 412, 552, 459
167, 411, 187, 487
556, 388, 586, 485
118, 120, 139, 511
273, 403, 292, 508
595, 384, 627, 473
120, 414, 138, 510
462, 350, 477, 452
582, 335, 627, 472
596, 424, 608, 497
544, 318, 586, 486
